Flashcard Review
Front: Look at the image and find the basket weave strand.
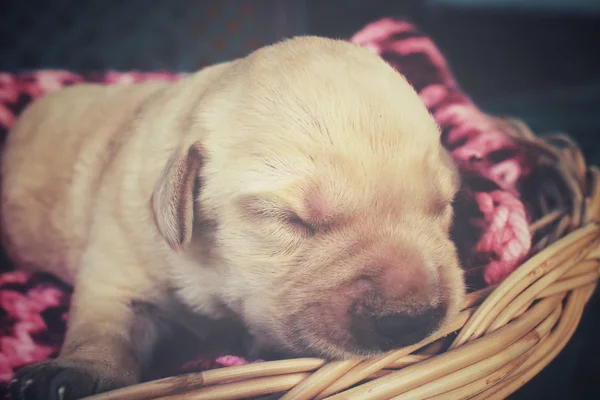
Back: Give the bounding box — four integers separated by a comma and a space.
83, 118, 600, 400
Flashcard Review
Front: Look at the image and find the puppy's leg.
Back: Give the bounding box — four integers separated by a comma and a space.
9, 241, 161, 400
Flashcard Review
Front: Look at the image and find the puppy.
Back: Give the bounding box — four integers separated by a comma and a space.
0, 36, 465, 399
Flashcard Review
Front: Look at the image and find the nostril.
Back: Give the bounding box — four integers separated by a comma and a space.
374, 308, 439, 350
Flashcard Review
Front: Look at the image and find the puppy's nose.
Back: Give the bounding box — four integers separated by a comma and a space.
374, 308, 439, 350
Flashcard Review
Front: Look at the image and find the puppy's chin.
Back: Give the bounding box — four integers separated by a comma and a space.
248, 333, 381, 361
243, 316, 391, 361
251, 319, 452, 361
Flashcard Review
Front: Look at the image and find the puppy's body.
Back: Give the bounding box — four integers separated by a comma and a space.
2, 61, 227, 281
1, 37, 465, 399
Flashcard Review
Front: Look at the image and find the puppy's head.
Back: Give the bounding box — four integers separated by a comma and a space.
152, 37, 465, 359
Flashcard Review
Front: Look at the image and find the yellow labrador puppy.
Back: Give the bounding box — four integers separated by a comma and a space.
1, 36, 465, 399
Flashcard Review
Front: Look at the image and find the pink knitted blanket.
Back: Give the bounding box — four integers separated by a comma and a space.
0, 18, 533, 394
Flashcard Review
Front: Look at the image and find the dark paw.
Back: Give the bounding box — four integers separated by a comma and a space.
8, 361, 124, 400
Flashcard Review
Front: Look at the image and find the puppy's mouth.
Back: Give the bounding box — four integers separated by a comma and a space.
266, 302, 447, 360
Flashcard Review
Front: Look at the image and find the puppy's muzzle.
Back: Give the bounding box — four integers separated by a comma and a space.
341, 248, 447, 352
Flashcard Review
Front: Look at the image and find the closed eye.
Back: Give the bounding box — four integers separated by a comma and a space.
285, 212, 317, 237
237, 194, 320, 237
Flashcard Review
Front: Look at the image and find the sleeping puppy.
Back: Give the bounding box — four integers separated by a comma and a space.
0, 36, 465, 399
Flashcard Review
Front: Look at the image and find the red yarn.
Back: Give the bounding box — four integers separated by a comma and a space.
0, 18, 536, 395
0, 272, 68, 383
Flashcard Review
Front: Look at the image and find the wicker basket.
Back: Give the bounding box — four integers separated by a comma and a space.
84, 118, 600, 400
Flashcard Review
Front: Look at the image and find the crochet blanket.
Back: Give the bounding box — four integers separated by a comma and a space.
0, 18, 533, 396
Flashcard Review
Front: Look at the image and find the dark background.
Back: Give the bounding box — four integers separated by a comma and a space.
1, 0, 599, 398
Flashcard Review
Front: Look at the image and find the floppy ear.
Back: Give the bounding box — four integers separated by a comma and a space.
151, 142, 204, 251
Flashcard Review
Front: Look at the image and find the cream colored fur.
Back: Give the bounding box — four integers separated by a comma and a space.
0, 36, 465, 394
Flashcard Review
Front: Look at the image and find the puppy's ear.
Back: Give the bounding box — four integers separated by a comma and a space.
151, 142, 204, 251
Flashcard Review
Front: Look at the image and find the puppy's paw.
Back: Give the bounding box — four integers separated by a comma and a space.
8, 360, 127, 400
